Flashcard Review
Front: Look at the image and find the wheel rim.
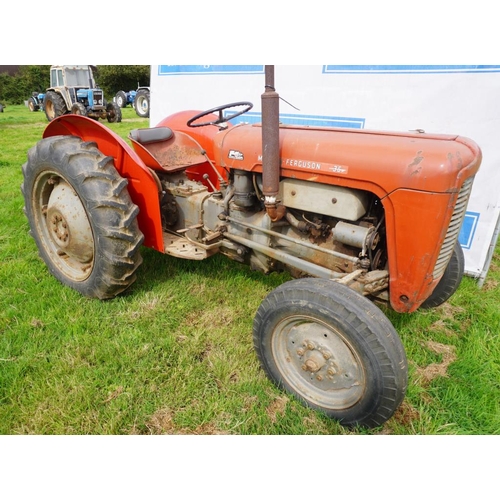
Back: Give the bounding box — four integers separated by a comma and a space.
45, 100, 55, 119
138, 97, 148, 113
272, 315, 366, 409
32, 170, 94, 281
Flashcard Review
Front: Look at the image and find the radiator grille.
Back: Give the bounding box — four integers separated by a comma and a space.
433, 177, 474, 279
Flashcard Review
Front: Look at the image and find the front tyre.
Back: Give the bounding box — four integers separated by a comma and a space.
253, 278, 408, 428
22, 135, 144, 299
71, 102, 87, 116
106, 102, 122, 123
421, 241, 465, 309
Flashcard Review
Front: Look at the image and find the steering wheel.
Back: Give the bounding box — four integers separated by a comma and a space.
187, 101, 253, 128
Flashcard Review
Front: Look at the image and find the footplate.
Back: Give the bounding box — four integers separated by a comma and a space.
162, 233, 208, 260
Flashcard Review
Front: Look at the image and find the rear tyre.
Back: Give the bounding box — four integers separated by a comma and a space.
135, 89, 150, 118
421, 241, 465, 309
43, 91, 67, 121
115, 91, 128, 108
253, 278, 408, 427
28, 97, 39, 112
21, 135, 144, 299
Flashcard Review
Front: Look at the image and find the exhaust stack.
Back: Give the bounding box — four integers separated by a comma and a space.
261, 66, 285, 221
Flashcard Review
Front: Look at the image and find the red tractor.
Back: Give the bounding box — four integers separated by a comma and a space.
21, 67, 481, 427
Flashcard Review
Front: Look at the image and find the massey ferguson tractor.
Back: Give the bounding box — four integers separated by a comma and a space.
21, 66, 481, 428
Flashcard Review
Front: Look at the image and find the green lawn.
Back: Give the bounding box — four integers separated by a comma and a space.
1, 104, 499, 435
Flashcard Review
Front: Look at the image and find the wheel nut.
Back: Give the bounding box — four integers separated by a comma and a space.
296, 348, 305, 356
304, 341, 316, 351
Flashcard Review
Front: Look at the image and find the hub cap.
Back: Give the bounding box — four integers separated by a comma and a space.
33, 172, 95, 281
272, 316, 365, 409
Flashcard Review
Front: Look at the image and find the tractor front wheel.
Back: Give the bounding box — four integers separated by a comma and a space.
21, 135, 144, 299
106, 102, 122, 123
253, 278, 408, 428
71, 102, 87, 116
421, 240, 465, 309
43, 91, 67, 121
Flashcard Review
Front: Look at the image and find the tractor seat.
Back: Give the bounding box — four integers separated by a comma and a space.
130, 127, 174, 144
129, 126, 207, 173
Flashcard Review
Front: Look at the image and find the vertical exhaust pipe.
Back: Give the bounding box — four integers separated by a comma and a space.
261, 66, 285, 221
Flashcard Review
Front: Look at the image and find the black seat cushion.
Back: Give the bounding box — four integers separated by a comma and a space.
130, 127, 174, 144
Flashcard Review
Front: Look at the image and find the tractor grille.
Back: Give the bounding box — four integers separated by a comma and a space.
432, 176, 474, 279
94, 90, 104, 106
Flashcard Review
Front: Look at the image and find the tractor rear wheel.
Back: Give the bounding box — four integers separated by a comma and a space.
115, 91, 128, 108
421, 240, 465, 309
135, 89, 150, 118
28, 97, 39, 112
253, 278, 408, 428
43, 91, 67, 121
21, 135, 144, 299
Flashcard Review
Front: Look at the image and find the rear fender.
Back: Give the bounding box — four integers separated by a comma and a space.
43, 114, 164, 252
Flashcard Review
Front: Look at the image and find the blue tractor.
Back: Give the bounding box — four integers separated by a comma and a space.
115, 86, 150, 118
29, 65, 121, 123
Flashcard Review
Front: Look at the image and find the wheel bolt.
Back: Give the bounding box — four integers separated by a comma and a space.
296, 348, 305, 356
304, 341, 316, 351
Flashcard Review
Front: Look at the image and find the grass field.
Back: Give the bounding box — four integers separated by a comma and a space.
0, 104, 499, 435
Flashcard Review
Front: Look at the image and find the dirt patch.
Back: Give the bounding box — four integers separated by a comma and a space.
266, 395, 289, 423
481, 278, 498, 292
438, 302, 465, 321
416, 341, 457, 386
393, 401, 421, 426
141, 407, 229, 435
428, 319, 456, 337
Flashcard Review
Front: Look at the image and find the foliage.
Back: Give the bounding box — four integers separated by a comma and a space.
94, 65, 150, 97
0, 66, 150, 106
0, 66, 50, 105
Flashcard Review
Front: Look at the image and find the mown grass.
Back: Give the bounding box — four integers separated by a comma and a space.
1, 104, 499, 435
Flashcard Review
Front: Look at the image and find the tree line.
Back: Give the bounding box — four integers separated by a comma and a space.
0, 65, 150, 105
